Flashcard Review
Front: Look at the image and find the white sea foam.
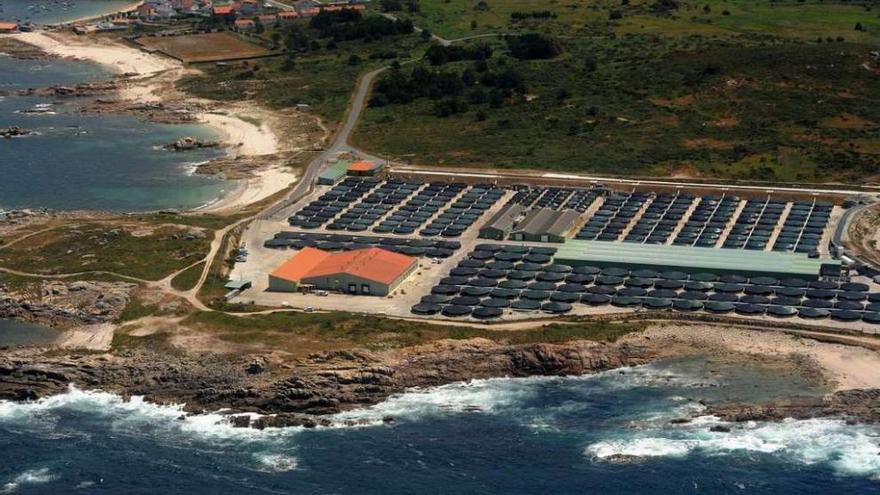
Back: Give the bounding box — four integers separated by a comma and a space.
331, 364, 714, 427
586, 417, 880, 478
0, 386, 300, 472
0, 468, 55, 494
331, 376, 554, 425
181, 160, 211, 176
254, 454, 299, 473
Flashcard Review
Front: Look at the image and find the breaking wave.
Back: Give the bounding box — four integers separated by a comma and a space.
331, 363, 715, 426
0, 468, 55, 494
0, 386, 300, 472
331, 376, 548, 425
586, 417, 880, 478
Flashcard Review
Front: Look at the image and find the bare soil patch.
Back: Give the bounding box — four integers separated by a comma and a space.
135, 33, 269, 64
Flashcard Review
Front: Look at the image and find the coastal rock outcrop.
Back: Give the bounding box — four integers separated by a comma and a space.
703, 389, 880, 424
0, 281, 134, 328
1, 126, 32, 138
0, 339, 659, 423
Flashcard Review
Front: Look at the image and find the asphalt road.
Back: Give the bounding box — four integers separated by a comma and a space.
261, 66, 387, 220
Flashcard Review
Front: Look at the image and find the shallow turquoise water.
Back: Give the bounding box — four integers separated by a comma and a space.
1, 27, 233, 212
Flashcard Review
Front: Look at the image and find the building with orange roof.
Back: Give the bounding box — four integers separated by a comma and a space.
347, 160, 384, 177
268, 247, 417, 295
0, 22, 19, 33
234, 18, 256, 30
213, 4, 234, 16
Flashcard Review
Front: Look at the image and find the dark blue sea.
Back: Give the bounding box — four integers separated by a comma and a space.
1, 1, 231, 212
0, 356, 878, 494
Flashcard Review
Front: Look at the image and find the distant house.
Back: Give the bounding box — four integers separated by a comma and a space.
0, 22, 19, 34
171, 0, 195, 10
237, 0, 260, 16
212, 4, 235, 17
294, 0, 321, 16
137, 3, 158, 19
139, 0, 176, 19
257, 14, 277, 26
234, 18, 255, 31
321, 3, 366, 12
276, 11, 299, 23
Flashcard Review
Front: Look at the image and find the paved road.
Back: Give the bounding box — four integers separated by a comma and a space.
260, 66, 388, 220
392, 167, 880, 197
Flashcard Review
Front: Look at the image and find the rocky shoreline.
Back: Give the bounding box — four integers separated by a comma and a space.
0, 332, 877, 429
0, 338, 660, 427
0, 281, 133, 328
701, 388, 880, 425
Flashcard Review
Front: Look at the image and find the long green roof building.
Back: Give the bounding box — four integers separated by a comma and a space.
555, 240, 841, 280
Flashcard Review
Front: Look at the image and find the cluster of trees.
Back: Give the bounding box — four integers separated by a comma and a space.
651, 0, 679, 13
505, 33, 562, 60
380, 0, 420, 13
370, 63, 527, 117
510, 11, 557, 22
309, 10, 414, 41
425, 43, 493, 66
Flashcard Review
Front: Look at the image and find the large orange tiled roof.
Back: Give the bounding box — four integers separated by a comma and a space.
272, 247, 415, 285
270, 247, 331, 283
304, 247, 415, 284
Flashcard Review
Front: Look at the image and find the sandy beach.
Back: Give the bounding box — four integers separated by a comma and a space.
12, 31, 176, 77
1, 30, 299, 212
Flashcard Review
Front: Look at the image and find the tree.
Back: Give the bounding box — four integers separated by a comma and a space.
505, 33, 562, 60
348, 54, 362, 65
421, 29, 432, 41
281, 53, 296, 71
609, 10, 622, 20
651, 0, 679, 13
854, 22, 865, 32
380, 0, 403, 12
584, 55, 598, 72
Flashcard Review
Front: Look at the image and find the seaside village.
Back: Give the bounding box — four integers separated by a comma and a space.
0, 0, 365, 34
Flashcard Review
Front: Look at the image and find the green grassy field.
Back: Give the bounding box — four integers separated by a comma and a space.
402, 0, 879, 40
179, 20, 425, 124
170, 262, 205, 291
182, 310, 646, 354
0, 223, 212, 281
350, 0, 880, 181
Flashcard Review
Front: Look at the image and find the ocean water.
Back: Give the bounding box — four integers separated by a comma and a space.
0, 357, 877, 494
1, 0, 234, 212
0, 55, 229, 212
0, 0, 134, 25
